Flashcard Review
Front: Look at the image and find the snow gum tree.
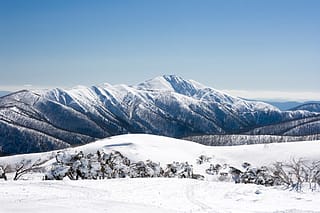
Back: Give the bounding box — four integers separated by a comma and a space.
0, 165, 8, 181
13, 158, 46, 180
272, 159, 320, 191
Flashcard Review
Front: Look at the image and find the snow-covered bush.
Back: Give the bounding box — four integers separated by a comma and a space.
240, 166, 274, 186
218, 165, 231, 182
163, 162, 193, 178
205, 162, 277, 186
203, 159, 320, 190
45, 150, 202, 181
45, 164, 70, 180
129, 160, 162, 178
105, 151, 131, 178
49, 150, 130, 180
205, 163, 232, 182
45, 150, 104, 180
206, 163, 222, 175
196, 155, 212, 165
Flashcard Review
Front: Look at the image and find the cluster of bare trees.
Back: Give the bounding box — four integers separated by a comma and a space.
272, 159, 320, 191
0, 158, 46, 181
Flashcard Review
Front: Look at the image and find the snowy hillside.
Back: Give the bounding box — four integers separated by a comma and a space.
2, 134, 320, 176
76, 134, 320, 168
1, 75, 319, 155
1, 134, 320, 213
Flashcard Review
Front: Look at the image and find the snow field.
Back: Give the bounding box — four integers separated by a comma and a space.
1, 134, 320, 212
1, 178, 320, 213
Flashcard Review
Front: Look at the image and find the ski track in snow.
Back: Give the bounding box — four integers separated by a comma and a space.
186, 182, 215, 212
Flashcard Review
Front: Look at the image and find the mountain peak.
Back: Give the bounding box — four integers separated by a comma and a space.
135, 75, 206, 97
162, 74, 184, 82
135, 75, 174, 91
161, 75, 199, 96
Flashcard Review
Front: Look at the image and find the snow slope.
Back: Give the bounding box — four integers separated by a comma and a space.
1, 134, 320, 213
79, 134, 320, 169
1, 134, 320, 176
1, 178, 320, 213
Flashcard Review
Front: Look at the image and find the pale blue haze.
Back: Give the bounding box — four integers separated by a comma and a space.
0, 0, 319, 92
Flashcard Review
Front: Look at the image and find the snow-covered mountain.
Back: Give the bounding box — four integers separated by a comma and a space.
290, 103, 320, 113
263, 101, 305, 110
0, 75, 319, 155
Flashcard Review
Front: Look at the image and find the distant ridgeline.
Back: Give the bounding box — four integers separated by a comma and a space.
263, 101, 320, 111
184, 134, 320, 146
1, 75, 320, 155
0, 91, 10, 98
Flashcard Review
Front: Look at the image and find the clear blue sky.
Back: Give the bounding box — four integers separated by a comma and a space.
1, 0, 319, 94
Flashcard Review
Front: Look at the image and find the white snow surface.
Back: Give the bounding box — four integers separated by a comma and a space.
1, 178, 320, 213
1, 134, 320, 212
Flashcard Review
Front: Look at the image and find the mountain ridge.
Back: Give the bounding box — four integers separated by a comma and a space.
1, 75, 319, 155
290, 103, 320, 113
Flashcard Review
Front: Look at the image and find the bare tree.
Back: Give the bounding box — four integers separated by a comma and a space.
0, 165, 8, 181
272, 158, 320, 192
286, 158, 304, 191
301, 160, 320, 191
272, 162, 292, 187
13, 158, 46, 181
